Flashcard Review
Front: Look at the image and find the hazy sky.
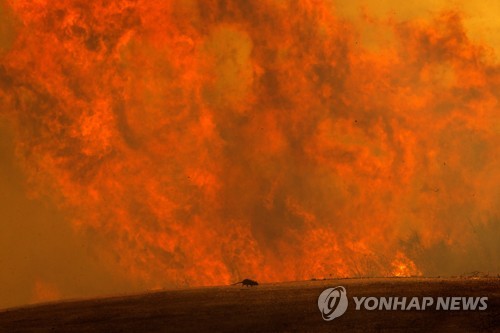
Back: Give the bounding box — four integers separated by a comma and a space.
0, 0, 499, 309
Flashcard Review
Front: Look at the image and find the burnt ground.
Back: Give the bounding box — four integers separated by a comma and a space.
0, 278, 498, 332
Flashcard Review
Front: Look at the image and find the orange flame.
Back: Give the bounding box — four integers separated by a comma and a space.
0, 1, 498, 291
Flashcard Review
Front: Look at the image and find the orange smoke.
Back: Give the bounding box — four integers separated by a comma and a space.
0, 0, 498, 293
33, 280, 61, 304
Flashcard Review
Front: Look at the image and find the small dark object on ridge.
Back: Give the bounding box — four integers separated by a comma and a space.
231, 279, 259, 287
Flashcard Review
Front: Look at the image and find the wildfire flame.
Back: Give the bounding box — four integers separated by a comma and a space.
0, 0, 498, 293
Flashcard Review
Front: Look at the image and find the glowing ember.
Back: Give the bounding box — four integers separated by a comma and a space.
391, 252, 421, 277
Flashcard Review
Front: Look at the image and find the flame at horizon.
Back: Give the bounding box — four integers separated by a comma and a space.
0, 0, 499, 303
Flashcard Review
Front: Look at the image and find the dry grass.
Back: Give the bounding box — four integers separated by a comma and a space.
0, 277, 498, 332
